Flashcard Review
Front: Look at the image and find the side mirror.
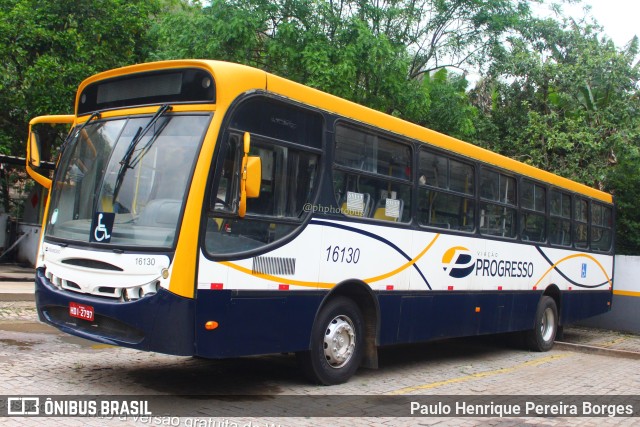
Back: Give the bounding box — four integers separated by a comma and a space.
245, 156, 262, 198
238, 132, 262, 218
26, 115, 75, 189
28, 131, 42, 168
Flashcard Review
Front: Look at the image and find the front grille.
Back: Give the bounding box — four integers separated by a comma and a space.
43, 267, 160, 302
45, 268, 122, 299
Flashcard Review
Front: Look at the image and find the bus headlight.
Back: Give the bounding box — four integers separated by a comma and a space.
122, 280, 160, 302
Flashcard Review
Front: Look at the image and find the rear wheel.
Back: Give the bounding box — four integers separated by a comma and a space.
297, 297, 364, 385
526, 296, 558, 351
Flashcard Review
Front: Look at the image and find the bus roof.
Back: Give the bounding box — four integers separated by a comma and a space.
78, 59, 613, 204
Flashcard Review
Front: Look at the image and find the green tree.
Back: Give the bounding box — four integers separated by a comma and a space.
150, 0, 529, 129
422, 68, 476, 138
0, 0, 161, 155
472, 12, 640, 253
607, 144, 640, 254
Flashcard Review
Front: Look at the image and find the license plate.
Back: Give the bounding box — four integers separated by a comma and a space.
69, 302, 94, 321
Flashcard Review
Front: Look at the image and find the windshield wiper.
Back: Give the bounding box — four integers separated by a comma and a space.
112, 104, 172, 204
59, 111, 101, 156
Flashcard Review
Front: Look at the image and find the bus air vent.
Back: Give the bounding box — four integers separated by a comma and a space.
252, 256, 296, 276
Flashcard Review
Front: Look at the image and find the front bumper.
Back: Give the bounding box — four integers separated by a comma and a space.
34, 267, 195, 356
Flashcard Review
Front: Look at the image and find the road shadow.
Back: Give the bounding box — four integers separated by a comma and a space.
124, 334, 520, 395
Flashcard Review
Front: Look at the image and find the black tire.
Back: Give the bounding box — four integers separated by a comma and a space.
525, 296, 558, 352
297, 296, 364, 385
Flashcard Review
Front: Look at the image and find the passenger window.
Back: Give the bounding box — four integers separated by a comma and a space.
333, 124, 412, 223
591, 203, 612, 252
574, 198, 589, 249
520, 180, 546, 242
479, 203, 516, 237
335, 125, 411, 179
417, 149, 475, 232
549, 190, 571, 246
333, 170, 411, 222
480, 168, 515, 204
418, 151, 447, 189
479, 168, 516, 238
450, 159, 474, 195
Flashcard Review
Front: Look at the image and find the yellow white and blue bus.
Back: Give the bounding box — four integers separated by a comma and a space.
26, 60, 614, 385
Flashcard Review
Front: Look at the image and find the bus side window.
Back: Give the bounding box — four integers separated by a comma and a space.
574, 197, 589, 249
549, 190, 571, 246
334, 124, 412, 223
418, 149, 475, 232
591, 203, 612, 252
520, 180, 546, 242
479, 168, 516, 238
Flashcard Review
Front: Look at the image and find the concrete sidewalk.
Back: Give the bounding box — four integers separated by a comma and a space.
0, 263, 35, 301
556, 325, 640, 359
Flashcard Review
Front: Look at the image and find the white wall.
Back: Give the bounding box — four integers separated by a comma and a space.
579, 255, 640, 333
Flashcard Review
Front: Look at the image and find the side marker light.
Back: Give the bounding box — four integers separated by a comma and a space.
205, 321, 219, 330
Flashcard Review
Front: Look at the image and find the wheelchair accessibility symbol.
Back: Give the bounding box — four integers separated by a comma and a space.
90, 212, 115, 243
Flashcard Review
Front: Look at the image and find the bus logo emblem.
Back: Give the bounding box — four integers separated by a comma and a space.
442, 246, 475, 278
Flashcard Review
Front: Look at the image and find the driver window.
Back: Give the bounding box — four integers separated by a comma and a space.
205, 133, 320, 256
212, 134, 241, 214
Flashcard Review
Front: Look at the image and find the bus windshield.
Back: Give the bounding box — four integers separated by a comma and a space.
45, 113, 210, 248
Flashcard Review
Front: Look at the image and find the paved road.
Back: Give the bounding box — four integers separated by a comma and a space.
1, 301, 639, 427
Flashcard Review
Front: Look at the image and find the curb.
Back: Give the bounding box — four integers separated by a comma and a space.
0, 293, 35, 302
555, 341, 640, 360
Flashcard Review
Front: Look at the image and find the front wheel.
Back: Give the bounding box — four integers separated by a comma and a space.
525, 296, 558, 352
297, 297, 364, 385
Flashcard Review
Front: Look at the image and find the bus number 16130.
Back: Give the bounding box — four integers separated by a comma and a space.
325, 245, 360, 264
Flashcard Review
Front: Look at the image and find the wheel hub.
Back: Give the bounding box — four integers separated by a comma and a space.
540, 307, 556, 342
323, 315, 356, 369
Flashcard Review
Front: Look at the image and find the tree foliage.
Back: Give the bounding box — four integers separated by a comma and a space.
471, 10, 640, 252
477, 17, 639, 180
3, 0, 640, 252
0, 0, 160, 154
149, 0, 526, 131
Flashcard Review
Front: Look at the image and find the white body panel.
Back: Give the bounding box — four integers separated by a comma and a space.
41, 242, 170, 295
197, 219, 613, 293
